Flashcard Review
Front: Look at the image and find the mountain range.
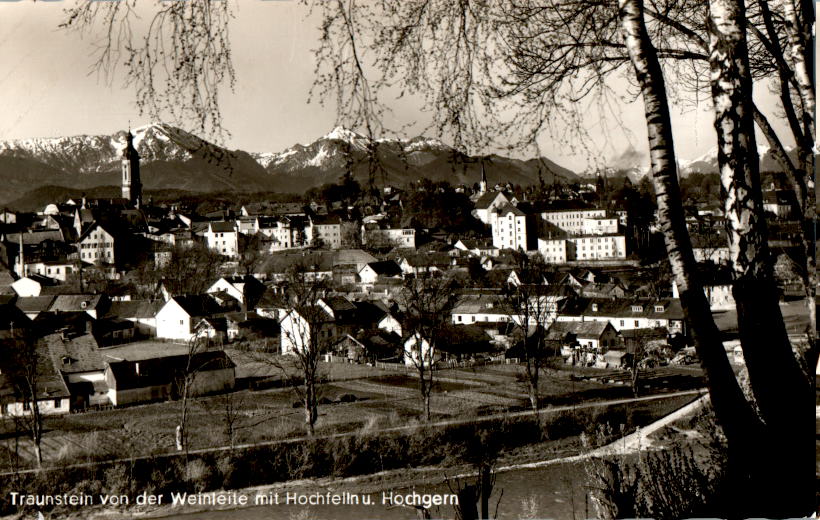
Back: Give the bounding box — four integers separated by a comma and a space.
598, 143, 801, 182
0, 124, 577, 208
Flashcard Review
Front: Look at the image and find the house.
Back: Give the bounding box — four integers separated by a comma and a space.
547, 320, 620, 358
351, 299, 403, 336
43, 332, 109, 409
92, 318, 137, 346
0, 341, 71, 417
15, 295, 56, 320
398, 253, 453, 276
671, 280, 735, 311
358, 260, 403, 286
49, 294, 109, 319
77, 222, 121, 266
11, 275, 58, 297
206, 275, 266, 310
279, 305, 336, 355
101, 300, 163, 338
557, 297, 686, 335
156, 295, 220, 340
204, 221, 239, 258
194, 317, 228, 342
564, 234, 627, 261
104, 350, 235, 407
259, 217, 303, 251
451, 294, 515, 326
403, 332, 436, 367
362, 225, 417, 249
437, 324, 495, 361
454, 239, 499, 257
540, 208, 607, 235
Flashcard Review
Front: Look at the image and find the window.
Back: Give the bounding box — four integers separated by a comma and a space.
54, 398, 61, 408
634, 320, 639, 327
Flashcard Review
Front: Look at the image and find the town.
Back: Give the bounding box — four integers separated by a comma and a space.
0, 126, 808, 448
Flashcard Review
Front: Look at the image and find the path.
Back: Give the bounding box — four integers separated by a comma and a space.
0, 389, 705, 476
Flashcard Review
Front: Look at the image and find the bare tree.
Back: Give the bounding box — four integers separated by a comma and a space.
448, 429, 503, 520
60, 1, 235, 138
502, 255, 556, 412
273, 266, 333, 436
174, 335, 211, 454
0, 336, 47, 468
157, 242, 224, 297
399, 274, 454, 421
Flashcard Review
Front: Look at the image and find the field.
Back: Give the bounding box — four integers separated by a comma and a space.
0, 360, 703, 471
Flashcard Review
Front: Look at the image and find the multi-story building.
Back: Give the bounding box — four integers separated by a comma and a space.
565, 234, 626, 261
580, 216, 619, 235
362, 226, 416, 249
305, 215, 342, 249
78, 222, 119, 266
540, 208, 606, 235
490, 203, 536, 251
537, 237, 570, 264
204, 221, 239, 258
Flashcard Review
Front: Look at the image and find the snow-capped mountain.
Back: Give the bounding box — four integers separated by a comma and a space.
0, 124, 577, 206
679, 144, 782, 175
248, 126, 576, 193
0, 123, 199, 174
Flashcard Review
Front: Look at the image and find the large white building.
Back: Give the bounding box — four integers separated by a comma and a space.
490, 204, 535, 251
305, 215, 342, 249
205, 221, 239, 258
362, 226, 416, 249
78, 222, 118, 265
541, 209, 606, 235
565, 235, 626, 261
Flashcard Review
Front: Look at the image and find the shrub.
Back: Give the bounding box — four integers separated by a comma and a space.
185, 459, 214, 492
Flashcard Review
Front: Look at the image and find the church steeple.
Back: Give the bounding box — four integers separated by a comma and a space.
478, 161, 488, 194
122, 129, 142, 207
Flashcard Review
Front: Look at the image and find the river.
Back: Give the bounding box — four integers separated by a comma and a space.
154, 462, 593, 520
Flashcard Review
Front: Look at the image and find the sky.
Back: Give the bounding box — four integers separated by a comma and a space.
0, 1, 796, 174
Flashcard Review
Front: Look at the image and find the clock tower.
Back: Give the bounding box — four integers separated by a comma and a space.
122, 130, 142, 207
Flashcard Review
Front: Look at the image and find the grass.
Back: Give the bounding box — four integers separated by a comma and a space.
0, 361, 703, 471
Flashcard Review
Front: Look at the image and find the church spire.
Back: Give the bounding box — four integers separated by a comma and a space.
479, 161, 488, 194
122, 129, 142, 207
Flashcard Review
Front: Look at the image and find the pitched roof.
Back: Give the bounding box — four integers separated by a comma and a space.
107, 350, 235, 390
49, 294, 106, 313
547, 320, 613, 339
103, 300, 163, 320
363, 260, 402, 277
493, 203, 526, 217
474, 191, 507, 210
43, 332, 105, 374
4, 229, 65, 245
208, 221, 236, 233
168, 295, 221, 317
15, 295, 56, 313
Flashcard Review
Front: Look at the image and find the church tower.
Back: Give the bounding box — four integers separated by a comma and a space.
122, 130, 142, 207
478, 162, 488, 194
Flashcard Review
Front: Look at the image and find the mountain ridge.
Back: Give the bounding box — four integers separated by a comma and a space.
0, 124, 578, 206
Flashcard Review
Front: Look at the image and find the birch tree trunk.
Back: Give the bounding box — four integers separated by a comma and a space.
618, 0, 758, 445
782, 0, 816, 131
707, 0, 814, 514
